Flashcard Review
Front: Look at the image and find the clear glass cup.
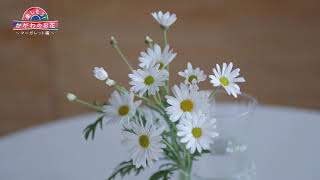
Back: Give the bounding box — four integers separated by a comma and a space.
192, 90, 258, 180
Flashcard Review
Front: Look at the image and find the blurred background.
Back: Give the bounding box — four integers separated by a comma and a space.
1, 0, 320, 136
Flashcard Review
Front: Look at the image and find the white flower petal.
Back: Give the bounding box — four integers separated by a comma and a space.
123, 119, 164, 168
209, 62, 245, 98
93, 67, 108, 81
151, 11, 177, 28
177, 111, 218, 154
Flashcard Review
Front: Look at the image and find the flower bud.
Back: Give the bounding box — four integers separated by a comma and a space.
93, 67, 109, 81
110, 36, 117, 46
66, 93, 77, 101
106, 79, 116, 86
145, 36, 153, 45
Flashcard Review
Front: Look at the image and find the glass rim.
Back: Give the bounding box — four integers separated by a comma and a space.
207, 89, 258, 119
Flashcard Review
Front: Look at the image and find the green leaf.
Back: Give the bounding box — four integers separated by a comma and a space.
107, 160, 144, 180
191, 149, 211, 161
158, 163, 176, 170
149, 169, 174, 180
83, 115, 104, 140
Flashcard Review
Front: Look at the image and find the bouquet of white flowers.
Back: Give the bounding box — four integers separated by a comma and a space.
67, 10, 245, 180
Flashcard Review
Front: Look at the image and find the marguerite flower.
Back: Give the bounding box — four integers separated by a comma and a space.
103, 91, 141, 123
177, 111, 219, 154
151, 11, 177, 28
129, 66, 169, 96
178, 62, 207, 90
122, 119, 165, 168
165, 83, 209, 122
139, 44, 177, 70
209, 62, 245, 98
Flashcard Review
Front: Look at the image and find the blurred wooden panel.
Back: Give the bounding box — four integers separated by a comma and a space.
1, 0, 320, 136
0, 1, 54, 135
51, 0, 320, 119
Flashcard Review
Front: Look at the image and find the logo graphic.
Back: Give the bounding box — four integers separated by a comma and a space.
13, 7, 59, 32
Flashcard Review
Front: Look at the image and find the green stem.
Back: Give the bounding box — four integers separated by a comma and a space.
161, 28, 170, 94
179, 170, 191, 180
165, 82, 170, 95
136, 94, 154, 105
112, 44, 134, 71
114, 84, 127, 93
154, 103, 176, 132
209, 88, 218, 99
162, 28, 168, 46
114, 84, 153, 106
147, 101, 179, 152
75, 99, 104, 112
144, 100, 165, 116
186, 151, 192, 176
156, 91, 162, 102
180, 151, 192, 180
155, 92, 165, 109
162, 140, 180, 163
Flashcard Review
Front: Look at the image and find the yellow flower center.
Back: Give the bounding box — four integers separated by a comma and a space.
139, 135, 150, 149
219, 76, 229, 86
118, 105, 129, 116
188, 75, 198, 83
180, 99, 194, 112
192, 127, 202, 138
156, 61, 165, 70
144, 75, 155, 86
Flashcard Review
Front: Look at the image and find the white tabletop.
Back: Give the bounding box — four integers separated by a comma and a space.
1, 105, 320, 180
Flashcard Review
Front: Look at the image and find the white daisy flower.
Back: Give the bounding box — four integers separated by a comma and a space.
165, 83, 209, 122
103, 91, 141, 123
139, 44, 177, 70
129, 66, 169, 96
122, 119, 165, 168
151, 11, 177, 28
178, 62, 207, 90
177, 111, 219, 154
209, 62, 245, 98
